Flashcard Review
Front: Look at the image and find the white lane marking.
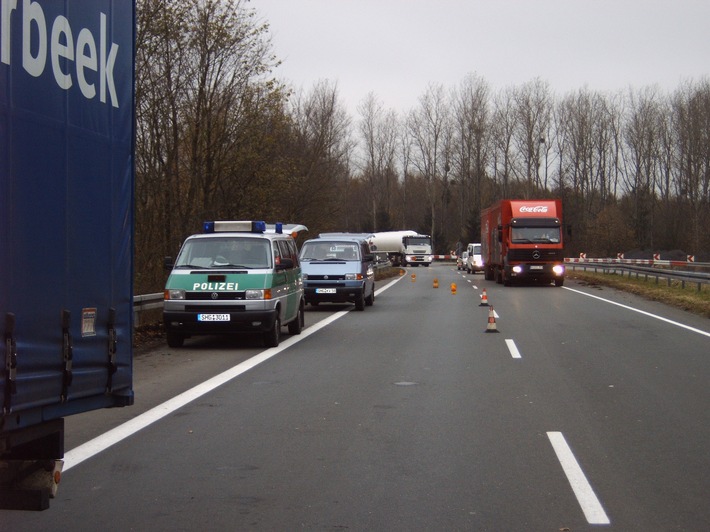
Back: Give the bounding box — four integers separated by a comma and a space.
505, 339, 522, 359
564, 286, 710, 338
547, 431, 611, 525
64, 276, 405, 471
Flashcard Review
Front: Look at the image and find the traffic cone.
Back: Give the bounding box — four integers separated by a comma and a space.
399, 268, 405, 276
411, 273, 416, 283
451, 282, 457, 295
485, 306, 499, 333
433, 278, 439, 288
479, 288, 489, 306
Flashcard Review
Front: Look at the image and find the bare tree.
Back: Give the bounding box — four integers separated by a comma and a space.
358, 93, 399, 230
407, 84, 451, 249
513, 78, 553, 197
286, 80, 353, 229
451, 74, 490, 241
622, 86, 663, 249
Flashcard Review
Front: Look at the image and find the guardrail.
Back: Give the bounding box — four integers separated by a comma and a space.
133, 292, 163, 325
565, 260, 710, 292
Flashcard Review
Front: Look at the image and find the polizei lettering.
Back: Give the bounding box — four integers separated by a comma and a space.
519, 205, 549, 213
1, 0, 120, 107
193, 282, 238, 291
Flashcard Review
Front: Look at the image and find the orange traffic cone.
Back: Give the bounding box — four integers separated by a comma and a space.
479, 288, 489, 306
411, 273, 416, 283
485, 306, 499, 333
450, 282, 457, 295
433, 278, 439, 288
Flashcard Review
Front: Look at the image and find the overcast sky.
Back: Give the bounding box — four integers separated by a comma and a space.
252, 0, 710, 117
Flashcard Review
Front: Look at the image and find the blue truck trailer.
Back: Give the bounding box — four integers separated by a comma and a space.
1, 0, 135, 509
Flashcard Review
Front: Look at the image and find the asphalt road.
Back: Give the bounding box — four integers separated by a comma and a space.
4, 263, 709, 530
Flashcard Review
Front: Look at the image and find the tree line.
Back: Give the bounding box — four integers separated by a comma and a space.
134, 0, 710, 293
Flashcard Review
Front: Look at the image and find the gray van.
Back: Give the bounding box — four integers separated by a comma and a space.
299, 234, 376, 311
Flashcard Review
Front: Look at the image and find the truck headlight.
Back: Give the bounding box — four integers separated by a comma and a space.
553, 265, 565, 276
512, 265, 523, 273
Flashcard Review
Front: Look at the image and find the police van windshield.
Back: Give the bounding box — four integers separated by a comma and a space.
300, 241, 360, 261
175, 237, 271, 269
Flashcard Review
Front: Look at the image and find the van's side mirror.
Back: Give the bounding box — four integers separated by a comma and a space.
363, 254, 374, 262
164, 256, 174, 271
277, 257, 294, 270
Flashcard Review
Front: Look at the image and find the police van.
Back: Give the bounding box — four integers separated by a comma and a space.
163, 220, 307, 348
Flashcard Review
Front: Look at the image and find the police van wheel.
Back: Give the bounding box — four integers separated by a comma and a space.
166, 331, 184, 348
288, 304, 304, 335
264, 316, 281, 347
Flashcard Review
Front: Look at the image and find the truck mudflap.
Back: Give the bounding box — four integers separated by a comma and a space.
0, 459, 64, 510
0, 418, 65, 510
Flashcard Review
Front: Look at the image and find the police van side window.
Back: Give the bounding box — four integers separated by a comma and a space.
287, 240, 300, 266
276, 239, 295, 268
278, 240, 298, 267
272, 241, 283, 267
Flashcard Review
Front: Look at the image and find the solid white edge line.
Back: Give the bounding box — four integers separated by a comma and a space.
547, 431, 611, 525
563, 286, 710, 338
505, 338, 522, 359
64, 275, 406, 471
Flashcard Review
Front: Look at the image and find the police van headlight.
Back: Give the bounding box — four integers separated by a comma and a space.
345, 273, 363, 280
165, 289, 185, 300
246, 289, 272, 300
302, 273, 309, 280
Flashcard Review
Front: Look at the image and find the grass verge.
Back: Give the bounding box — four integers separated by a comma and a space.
567, 269, 710, 319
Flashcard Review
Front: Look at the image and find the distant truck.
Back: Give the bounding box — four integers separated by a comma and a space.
481, 199, 565, 286
368, 231, 433, 267
1, 0, 135, 509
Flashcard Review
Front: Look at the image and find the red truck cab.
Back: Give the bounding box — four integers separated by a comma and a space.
481, 199, 565, 286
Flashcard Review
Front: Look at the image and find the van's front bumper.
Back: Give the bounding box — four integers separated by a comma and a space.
304, 283, 363, 304
163, 308, 278, 335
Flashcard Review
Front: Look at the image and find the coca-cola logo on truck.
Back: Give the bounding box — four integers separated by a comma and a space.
518, 205, 549, 213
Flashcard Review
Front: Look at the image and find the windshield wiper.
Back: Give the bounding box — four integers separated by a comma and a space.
212, 263, 250, 269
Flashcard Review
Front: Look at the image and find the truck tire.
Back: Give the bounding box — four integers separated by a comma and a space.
264, 315, 280, 347
554, 278, 565, 287
288, 303, 304, 335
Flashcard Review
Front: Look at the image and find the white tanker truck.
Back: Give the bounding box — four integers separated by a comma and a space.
368, 231, 433, 267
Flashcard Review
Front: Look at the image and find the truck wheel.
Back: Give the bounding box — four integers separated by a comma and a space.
166, 331, 184, 348
355, 291, 365, 311
264, 315, 281, 347
288, 303, 304, 335
554, 278, 565, 287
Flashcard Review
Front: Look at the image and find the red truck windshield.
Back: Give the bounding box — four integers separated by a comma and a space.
511, 226, 561, 243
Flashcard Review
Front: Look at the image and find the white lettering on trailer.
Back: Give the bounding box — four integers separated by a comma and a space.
519, 205, 549, 213
1, 0, 119, 107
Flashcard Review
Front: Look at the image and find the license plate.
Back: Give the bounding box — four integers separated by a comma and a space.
530, 265, 543, 270
316, 288, 336, 294
198, 313, 230, 322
